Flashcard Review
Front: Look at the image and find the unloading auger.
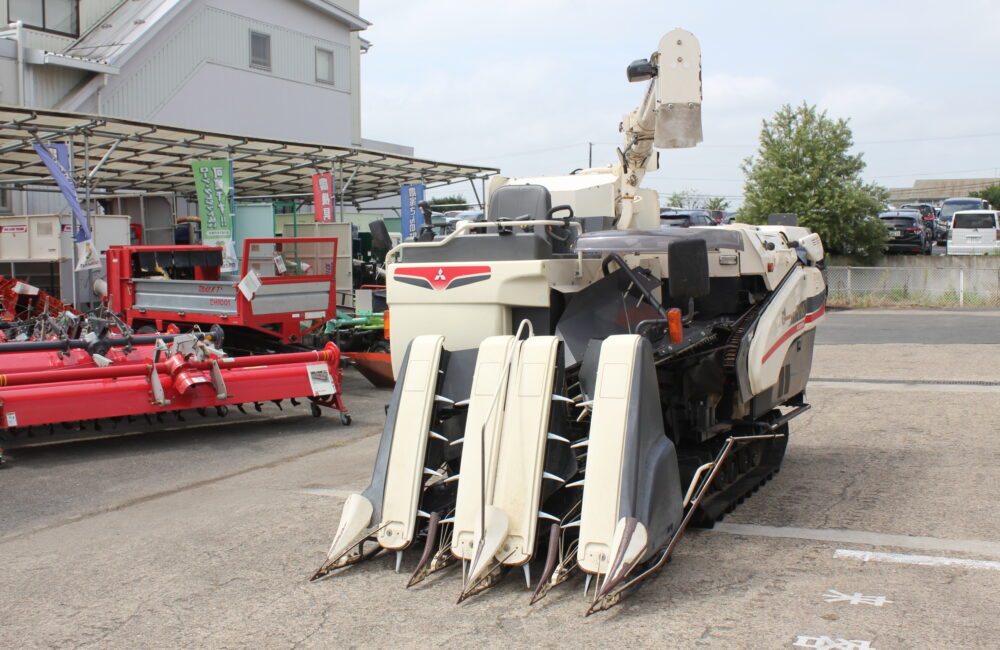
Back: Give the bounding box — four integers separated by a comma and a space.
312, 28, 827, 615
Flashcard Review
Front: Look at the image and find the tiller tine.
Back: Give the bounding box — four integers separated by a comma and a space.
530, 522, 576, 605
406, 511, 455, 587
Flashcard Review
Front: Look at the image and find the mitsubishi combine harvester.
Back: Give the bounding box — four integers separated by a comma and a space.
313, 29, 826, 615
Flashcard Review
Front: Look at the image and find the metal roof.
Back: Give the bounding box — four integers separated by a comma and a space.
66, 0, 188, 65
0, 105, 497, 203
888, 178, 998, 203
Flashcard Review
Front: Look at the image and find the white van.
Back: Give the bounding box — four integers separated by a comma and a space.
946, 210, 1000, 255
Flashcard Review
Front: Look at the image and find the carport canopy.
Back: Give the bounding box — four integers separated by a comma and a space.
0, 104, 498, 204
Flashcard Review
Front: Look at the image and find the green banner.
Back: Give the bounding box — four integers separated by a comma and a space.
192, 159, 234, 239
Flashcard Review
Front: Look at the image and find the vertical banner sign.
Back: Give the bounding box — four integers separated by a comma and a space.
312, 173, 335, 222
192, 159, 237, 272
400, 183, 425, 241
31, 142, 101, 271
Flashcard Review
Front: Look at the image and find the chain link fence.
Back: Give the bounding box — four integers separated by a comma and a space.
826, 266, 1000, 307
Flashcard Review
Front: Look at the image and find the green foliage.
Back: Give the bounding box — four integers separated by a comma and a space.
703, 196, 730, 211
427, 195, 468, 212
971, 184, 1000, 209
740, 103, 889, 261
663, 190, 698, 209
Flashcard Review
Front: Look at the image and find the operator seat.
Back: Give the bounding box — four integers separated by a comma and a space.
487, 184, 571, 254
487, 183, 551, 221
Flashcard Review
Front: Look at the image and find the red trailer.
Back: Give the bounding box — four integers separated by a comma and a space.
105, 237, 338, 346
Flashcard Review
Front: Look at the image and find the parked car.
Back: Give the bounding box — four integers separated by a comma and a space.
879, 210, 933, 254
939, 197, 991, 227
707, 209, 728, 224
660, 209, 716, 227
900, 203, 944, 242
946, 210, 1000, 255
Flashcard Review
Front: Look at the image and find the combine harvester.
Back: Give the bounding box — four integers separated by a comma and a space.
313, 29, 826, 615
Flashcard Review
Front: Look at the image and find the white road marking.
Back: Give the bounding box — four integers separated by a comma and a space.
810, 380, 1000, 393
710, 523, 1000, 559
834, 549, 1000, 572
793, 635, 876, 649
297, 487, 357, 498
823, 590, 892, 606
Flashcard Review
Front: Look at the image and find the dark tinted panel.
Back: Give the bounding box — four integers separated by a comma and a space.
952, 213, 997, 229
881, 218, 917, 227
941, 200, 982, 217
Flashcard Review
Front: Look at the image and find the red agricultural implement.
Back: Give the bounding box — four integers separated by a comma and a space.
0, 275, 76, 322
0, 317, 349, 464
104, 237, 338, 350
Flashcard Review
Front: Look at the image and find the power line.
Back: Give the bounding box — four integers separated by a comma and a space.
871, 167, 1000, 179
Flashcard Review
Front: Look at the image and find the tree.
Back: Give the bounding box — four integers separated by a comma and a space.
972, 184, 1000, 209
664, 190, 699, 209
740, 103, 889, 260
703, 196, 730, 211
428, 195, 468, 212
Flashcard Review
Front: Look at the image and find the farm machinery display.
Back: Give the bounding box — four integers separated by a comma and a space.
0, 236, 351, 457
313, 29, 827, 615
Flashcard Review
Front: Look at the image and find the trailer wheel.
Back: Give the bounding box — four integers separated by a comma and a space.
340, 412, 352, 426
310, 402, 322, 418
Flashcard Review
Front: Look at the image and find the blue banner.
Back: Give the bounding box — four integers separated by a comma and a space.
400, 183, 425, 241
32, 142, 91, 242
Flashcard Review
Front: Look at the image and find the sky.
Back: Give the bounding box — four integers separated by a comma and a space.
357, 0, 1000, 207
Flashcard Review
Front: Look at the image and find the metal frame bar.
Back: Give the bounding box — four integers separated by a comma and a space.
0, 106, 496, 204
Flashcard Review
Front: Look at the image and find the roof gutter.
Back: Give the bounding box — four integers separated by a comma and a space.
24, 49, 120, 74
299, 0, 371, 31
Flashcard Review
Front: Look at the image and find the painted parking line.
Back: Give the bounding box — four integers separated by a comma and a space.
793, 635, 876, 649
833, 549, 1000, 571
297, 487, 357, 498
710, 523, 1000, 559
822, 590, 892, 606
810, 380, 1000, 393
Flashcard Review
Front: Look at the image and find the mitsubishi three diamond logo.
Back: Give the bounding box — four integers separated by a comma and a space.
393, 265, 492, 291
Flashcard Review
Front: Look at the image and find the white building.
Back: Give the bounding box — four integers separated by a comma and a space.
0, 0, 413, 217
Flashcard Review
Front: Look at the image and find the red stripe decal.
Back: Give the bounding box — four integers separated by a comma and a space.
394, 265, 491, 291
761, 304, 826, 363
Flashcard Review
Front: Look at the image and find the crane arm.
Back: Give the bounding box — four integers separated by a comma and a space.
616, 29, 703, 230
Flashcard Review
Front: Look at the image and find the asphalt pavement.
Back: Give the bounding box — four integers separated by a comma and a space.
2, 308, 998, 648
817, 308, 1000, 345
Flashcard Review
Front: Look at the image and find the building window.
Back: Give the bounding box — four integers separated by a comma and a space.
0, 189, 11, 215
250, 31, 271, 70
8, 0, 79, 37
316, 48, 335, 85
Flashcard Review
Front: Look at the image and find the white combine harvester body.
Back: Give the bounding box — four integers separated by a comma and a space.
314, 29, 827, 615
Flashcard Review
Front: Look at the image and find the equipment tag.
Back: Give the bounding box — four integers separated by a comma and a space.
306, 363, 336, 396
6, 412, 17, 427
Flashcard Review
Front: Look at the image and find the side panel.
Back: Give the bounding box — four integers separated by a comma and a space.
577, 337, 635, 574
452, 336, 517, 561
375, 335, 444, 550
577, 335, 684, 574
490, 336, 560, 565
747, 266, 825, 395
